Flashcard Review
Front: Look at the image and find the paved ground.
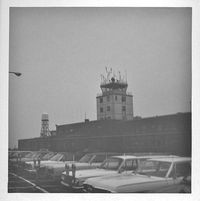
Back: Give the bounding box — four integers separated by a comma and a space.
8, 162, 74, 193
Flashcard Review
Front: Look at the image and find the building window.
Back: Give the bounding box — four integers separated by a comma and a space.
107, 96, 110, 102
122, 96, 126, 102
115, 96, 117, 101
122, 106, 126, 112
100, 107, 103, 113
107, 106, 110, 111
100, 97, 103, 103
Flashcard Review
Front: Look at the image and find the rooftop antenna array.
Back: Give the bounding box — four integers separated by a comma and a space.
100, 66, 127, 85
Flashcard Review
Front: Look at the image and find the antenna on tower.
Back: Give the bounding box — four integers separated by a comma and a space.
113, 70, 116, 79
118, 71, 121, 82
105, 67, 112, 82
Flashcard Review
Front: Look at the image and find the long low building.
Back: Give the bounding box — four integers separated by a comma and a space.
18, 112, 191, 156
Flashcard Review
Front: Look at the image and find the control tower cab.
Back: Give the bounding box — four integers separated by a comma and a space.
96, 68, 133, 120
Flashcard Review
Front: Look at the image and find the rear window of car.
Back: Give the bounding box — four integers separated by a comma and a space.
42, 152, 55, 160
50, 153, 63, 161
92, 154, 106, 163
100, 157, 123, 170
79, 154, 94, 163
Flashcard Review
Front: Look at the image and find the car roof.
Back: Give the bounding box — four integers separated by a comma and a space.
85, 152, 120, 156
149, 157, 191, 163
110, 155, 173, 160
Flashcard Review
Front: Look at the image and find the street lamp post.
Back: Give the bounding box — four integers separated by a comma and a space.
9, 72, 22, 77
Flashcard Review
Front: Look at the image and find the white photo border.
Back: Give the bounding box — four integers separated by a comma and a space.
1, 0, 200, 201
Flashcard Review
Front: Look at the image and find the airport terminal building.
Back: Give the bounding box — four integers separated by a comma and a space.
18, 71, 191, 156
18, 112, 191, 156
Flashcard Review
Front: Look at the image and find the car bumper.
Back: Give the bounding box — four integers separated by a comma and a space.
61, 181, 84, 190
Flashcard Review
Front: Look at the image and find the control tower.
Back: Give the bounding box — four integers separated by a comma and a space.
96, 68, 133, 120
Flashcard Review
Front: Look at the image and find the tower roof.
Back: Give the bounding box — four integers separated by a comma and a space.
100, 77, 128, 90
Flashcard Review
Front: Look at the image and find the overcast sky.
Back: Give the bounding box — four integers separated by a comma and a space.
9, 7, 191, 148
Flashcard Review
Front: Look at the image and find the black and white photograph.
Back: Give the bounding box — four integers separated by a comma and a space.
1, 0, 200, 199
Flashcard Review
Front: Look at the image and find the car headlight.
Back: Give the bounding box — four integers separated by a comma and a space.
73, 178, 84, 187
83, 184, 94, 192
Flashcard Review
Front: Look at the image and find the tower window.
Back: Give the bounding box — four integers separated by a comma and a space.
100, 107, 103, 113
115, 96, 117, 101
122, 106, 126, 112
100, 97, 103, 103
122, 96, 126, 102
107, 106, 110, 111
107, 96, 110, 102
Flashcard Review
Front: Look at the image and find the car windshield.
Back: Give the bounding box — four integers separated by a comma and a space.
24, 152, 34, 158
42, 152, 55, 160
49, 153, 63, 161
138, 160, 171, 178
32, 152, 44, 159
99, 157, 123, 170
79, 154, 94, 163
20, 152, 31, 157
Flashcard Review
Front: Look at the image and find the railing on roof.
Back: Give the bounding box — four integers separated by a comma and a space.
96, 91, 132, 97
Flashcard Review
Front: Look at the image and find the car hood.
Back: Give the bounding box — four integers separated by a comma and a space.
45, 162, 100, 176
45, 162, 95, 168
21, 158, 35, 162
73, 168, 117, 179
67, 162, 100, 169
26, 160, 60, 165
84, 174, 165, 192
38, 160, 64, 167
43, 161, 66, 168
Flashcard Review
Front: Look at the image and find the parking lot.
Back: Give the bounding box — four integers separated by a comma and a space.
8, 169, 74, 193
8, 151, 191, 193
8, 159, 74, 193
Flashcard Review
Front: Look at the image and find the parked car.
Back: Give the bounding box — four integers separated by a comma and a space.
24, 152, 56, 170
9, 151, 35, 165
40, 152, 117, 180
24, 152, 75, 174
20, 151, 48, 162
9, 151, 31, 160
83, 157, 191, 193
61, 154, 171, 190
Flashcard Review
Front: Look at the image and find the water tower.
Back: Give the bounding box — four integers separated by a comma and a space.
40, 113, 50, 137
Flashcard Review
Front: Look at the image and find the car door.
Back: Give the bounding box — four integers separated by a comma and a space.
173, 162, 191, 185
158, 161, 191, 192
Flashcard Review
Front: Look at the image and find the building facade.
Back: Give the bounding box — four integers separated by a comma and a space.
18, 112, 191, 156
